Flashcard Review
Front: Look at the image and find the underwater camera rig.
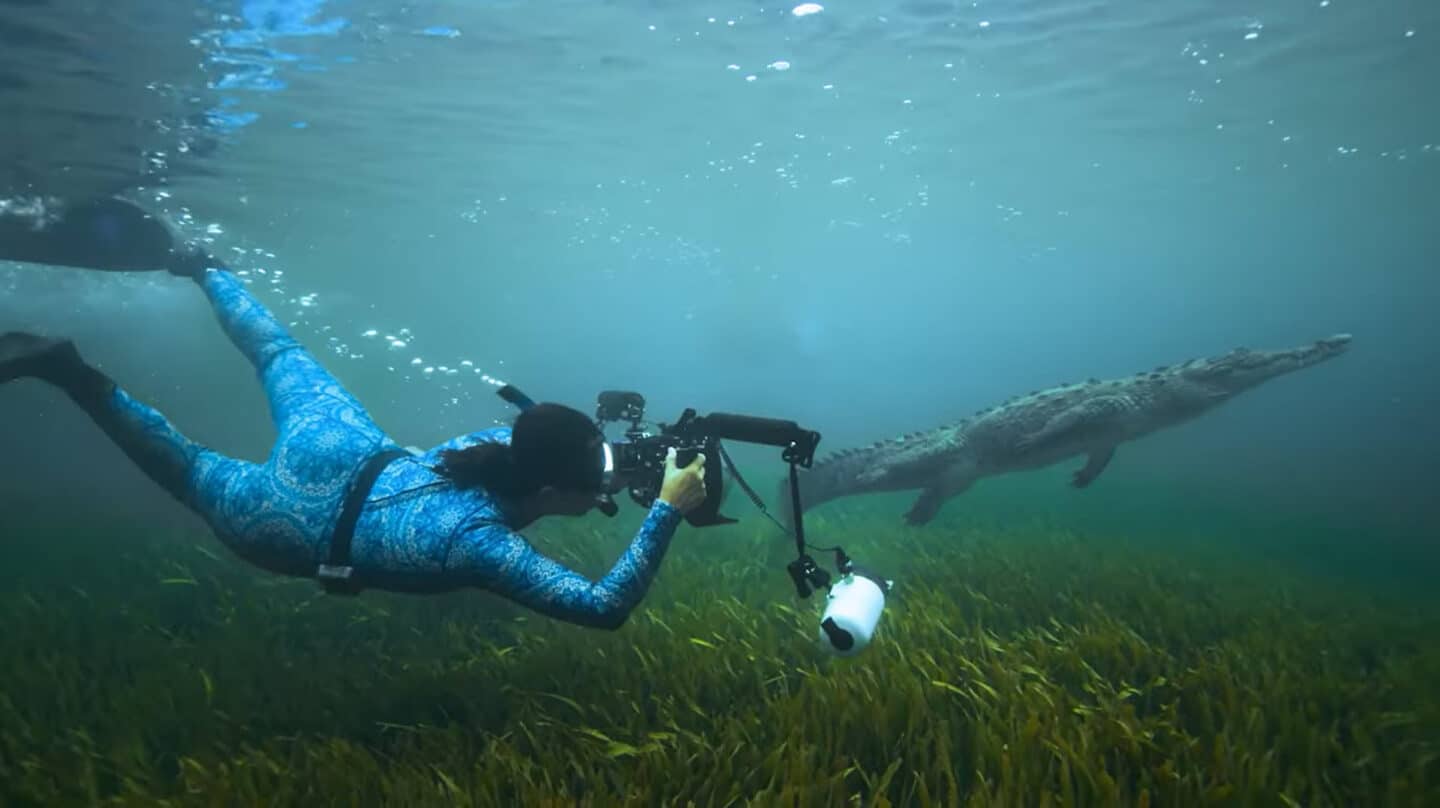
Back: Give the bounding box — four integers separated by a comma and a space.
499, 385, 893, 655
591, 390, 819, 528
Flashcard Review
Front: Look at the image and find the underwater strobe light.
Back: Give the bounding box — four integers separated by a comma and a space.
815, 550, 894, 657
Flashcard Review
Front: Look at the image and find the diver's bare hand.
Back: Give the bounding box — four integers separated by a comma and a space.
657, 447, 707, 514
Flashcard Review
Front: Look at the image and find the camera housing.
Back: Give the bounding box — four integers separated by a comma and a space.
596, 390, 820, 528
592, 390, 892, 654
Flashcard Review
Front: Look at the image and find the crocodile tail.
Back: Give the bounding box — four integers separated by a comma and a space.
776, 472, 819, 531
776, 465, 847, 532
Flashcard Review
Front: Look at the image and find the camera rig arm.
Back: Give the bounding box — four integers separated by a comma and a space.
669, 410, 820, 468
664, 410, 829, 597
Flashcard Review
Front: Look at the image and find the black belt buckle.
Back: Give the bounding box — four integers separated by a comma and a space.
318, 447, 408, 597
317, 563, 362, 595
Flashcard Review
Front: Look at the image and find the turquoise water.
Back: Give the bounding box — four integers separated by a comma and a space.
4, 0, 1435, 572
1, 1, 1437, 804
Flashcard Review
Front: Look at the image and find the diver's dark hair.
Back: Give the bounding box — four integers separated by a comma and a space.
435, 441, 535, 497
436, 403, 604, 496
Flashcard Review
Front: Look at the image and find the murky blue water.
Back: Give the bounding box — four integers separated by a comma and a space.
1, 5, 1437, 804
2, 0, 1437, 566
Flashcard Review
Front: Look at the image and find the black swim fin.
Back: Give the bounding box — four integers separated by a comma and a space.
0, 332, 80, 385
0, 196, 208, 274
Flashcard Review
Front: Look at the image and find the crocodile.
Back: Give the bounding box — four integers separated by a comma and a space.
786, 333, 1353, 526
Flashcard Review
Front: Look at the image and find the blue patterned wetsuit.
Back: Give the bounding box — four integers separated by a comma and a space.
66, 269, 682, 629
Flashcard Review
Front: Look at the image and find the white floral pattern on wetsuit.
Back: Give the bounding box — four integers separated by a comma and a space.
353, 436, 682, 628
72, 269, 682, 627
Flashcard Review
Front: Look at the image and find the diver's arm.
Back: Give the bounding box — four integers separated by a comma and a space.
452, 500, 683, 629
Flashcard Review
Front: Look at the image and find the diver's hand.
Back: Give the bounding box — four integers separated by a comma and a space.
657, 447, 707, 514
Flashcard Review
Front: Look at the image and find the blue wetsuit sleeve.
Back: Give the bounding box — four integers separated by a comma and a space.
449, 501, 684, 629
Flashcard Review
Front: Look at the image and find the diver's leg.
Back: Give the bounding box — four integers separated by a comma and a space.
193, 270, 398, 549
3, 333, 205, 503
1, 332, 322, 576
193, 268, 386, 442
